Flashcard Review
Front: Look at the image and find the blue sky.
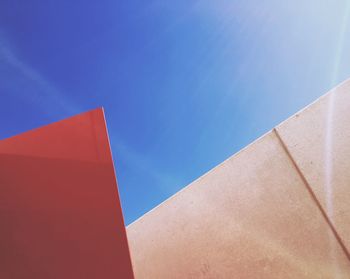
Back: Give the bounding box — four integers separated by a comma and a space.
1, 1, 350, 225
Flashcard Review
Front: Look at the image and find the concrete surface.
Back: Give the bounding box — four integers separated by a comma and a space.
127, 118, 350, 278
276, 78, 350, 255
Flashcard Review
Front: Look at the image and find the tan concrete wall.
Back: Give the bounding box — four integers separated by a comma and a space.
276, 78, 350, 254
127, 79, 350, 278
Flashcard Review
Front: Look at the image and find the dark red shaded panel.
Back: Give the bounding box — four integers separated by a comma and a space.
0, 109, 134, 279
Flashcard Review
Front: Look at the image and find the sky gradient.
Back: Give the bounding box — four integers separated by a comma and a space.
1, 0, 350, 224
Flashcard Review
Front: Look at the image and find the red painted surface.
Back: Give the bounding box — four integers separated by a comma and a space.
0, 109, 134, 278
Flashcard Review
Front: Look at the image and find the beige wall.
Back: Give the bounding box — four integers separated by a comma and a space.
276, 79, 350, 252
127, 79, 350, 278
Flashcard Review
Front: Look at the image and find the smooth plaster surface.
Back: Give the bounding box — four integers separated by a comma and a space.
276, 78, 350, 254
127, 128, 350, 278
0, 109, 135, 279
